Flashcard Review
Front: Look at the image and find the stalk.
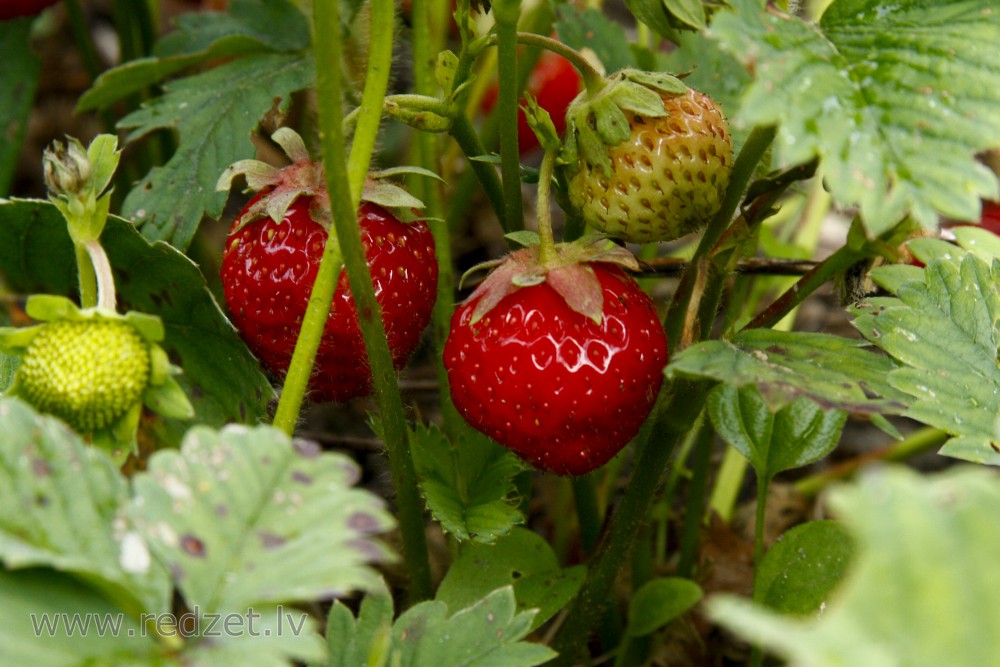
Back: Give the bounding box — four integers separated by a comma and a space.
493, 0, 525, 233
75, 243, 99, 309
275, 0, 432, 601
549, 126, 776, 663
410, 0, 462, 436
536, 147, 558, 264
448, 114, 508, 228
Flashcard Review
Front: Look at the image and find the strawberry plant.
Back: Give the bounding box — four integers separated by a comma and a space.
2, 0, 1000, 665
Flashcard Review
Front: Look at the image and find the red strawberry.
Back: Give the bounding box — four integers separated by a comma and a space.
218, 129, 438, 402
0, 0, 59, 20
482, 49, 583, 155
444, 242, 667, 475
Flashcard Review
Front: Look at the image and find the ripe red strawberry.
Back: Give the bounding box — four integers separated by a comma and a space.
481, 49, 583, 155
0, 0, 59, 20
444, 242, 667, 475
563, 71, 732, 243
218, 129, 438, 402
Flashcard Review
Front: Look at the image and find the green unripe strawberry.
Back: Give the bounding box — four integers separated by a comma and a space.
0, 295, 194, 458
19, 320, 151, 432
563, 71, 733, 243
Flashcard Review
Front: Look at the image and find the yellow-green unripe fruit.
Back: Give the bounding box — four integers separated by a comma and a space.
568, 88, 733, 243
19, 320, 151, 432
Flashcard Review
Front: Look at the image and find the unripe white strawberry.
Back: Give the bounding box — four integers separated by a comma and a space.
563, 72, 733, 243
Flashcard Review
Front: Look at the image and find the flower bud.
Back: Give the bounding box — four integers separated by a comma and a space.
43, 138, 92, 197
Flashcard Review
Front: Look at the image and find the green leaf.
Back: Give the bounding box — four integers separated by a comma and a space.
0, 200, 274, 431
710, 0, 1000, 235
176, 606, 325, 667
0, 398, 172, 616
657, 29, 753, 154
322, 582, 394, 667
0, 568, 158, 667
435, 528, 585, 632
130, 425, 395, 613
0, 19, 40, 196
664, 0, 705, 30
119, 53, 315, 250
409, 423, 526, 544
754, 520, 854, 615
555, 5, 635, 74
626, 578, 703, 637
709, 466, 1000, 666
667, 329, 911, 417
854, 253, 1000, 465
621, 0, 680, 42
393, 587, 557, 666
78, 0, 309, 112
154, 0, 309, 58
708, 384, 846, 480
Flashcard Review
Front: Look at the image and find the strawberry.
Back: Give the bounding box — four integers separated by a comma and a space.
481, 49, 583, 155
562, 71, 733, 243
0, 295, 194, 452
443, 240, 667, 475
217, 129, 438, 403
19, 319, 149, 432
0, 0, 59, 20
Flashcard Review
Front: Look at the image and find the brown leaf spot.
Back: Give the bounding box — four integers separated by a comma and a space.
259, 531, 287, 549
180, 534, 207, 558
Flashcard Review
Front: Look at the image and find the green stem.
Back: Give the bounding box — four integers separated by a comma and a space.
64, 0, 103, 81
794, 426, 948, 497
448, 114, 507, 228
512, 32, 606, 94
750, 475, 770, 667
276, 0, 432, 601
664, 125, 776, 349
572, 474, 602, 554
707, 446, 748, 523
494, 0, 525, 233
676, 414, 714, 578
536, 148, 558, 264
550, 127, 777, 664
549, 381, 707, 664
75, 243, 98, 309
740, 243, 866, 332
409, 0, 461, 437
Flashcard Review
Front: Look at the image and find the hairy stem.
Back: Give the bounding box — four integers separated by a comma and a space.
794, 427, 948, 497
741, 243, 866, 332
448, 114, 508, 228
536, 148, 558, 264
494, 0, 525, 233
410, 0, 462, 437
750, 475, 771, 667
74, 243, 98, 309
276, 0, 432, 601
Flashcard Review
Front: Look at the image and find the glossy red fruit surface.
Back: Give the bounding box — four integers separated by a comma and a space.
221, 196, 438, 402
977, 200, 1000, 234
482, 50, 583, 155
0, 0, 59, 19
444, 264, 667, 475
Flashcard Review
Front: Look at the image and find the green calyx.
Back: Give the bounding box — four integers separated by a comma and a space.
0, 295, 194, 460
216, 127, 440, 231
562, 69, 689, 175
462, 237, 640, 325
